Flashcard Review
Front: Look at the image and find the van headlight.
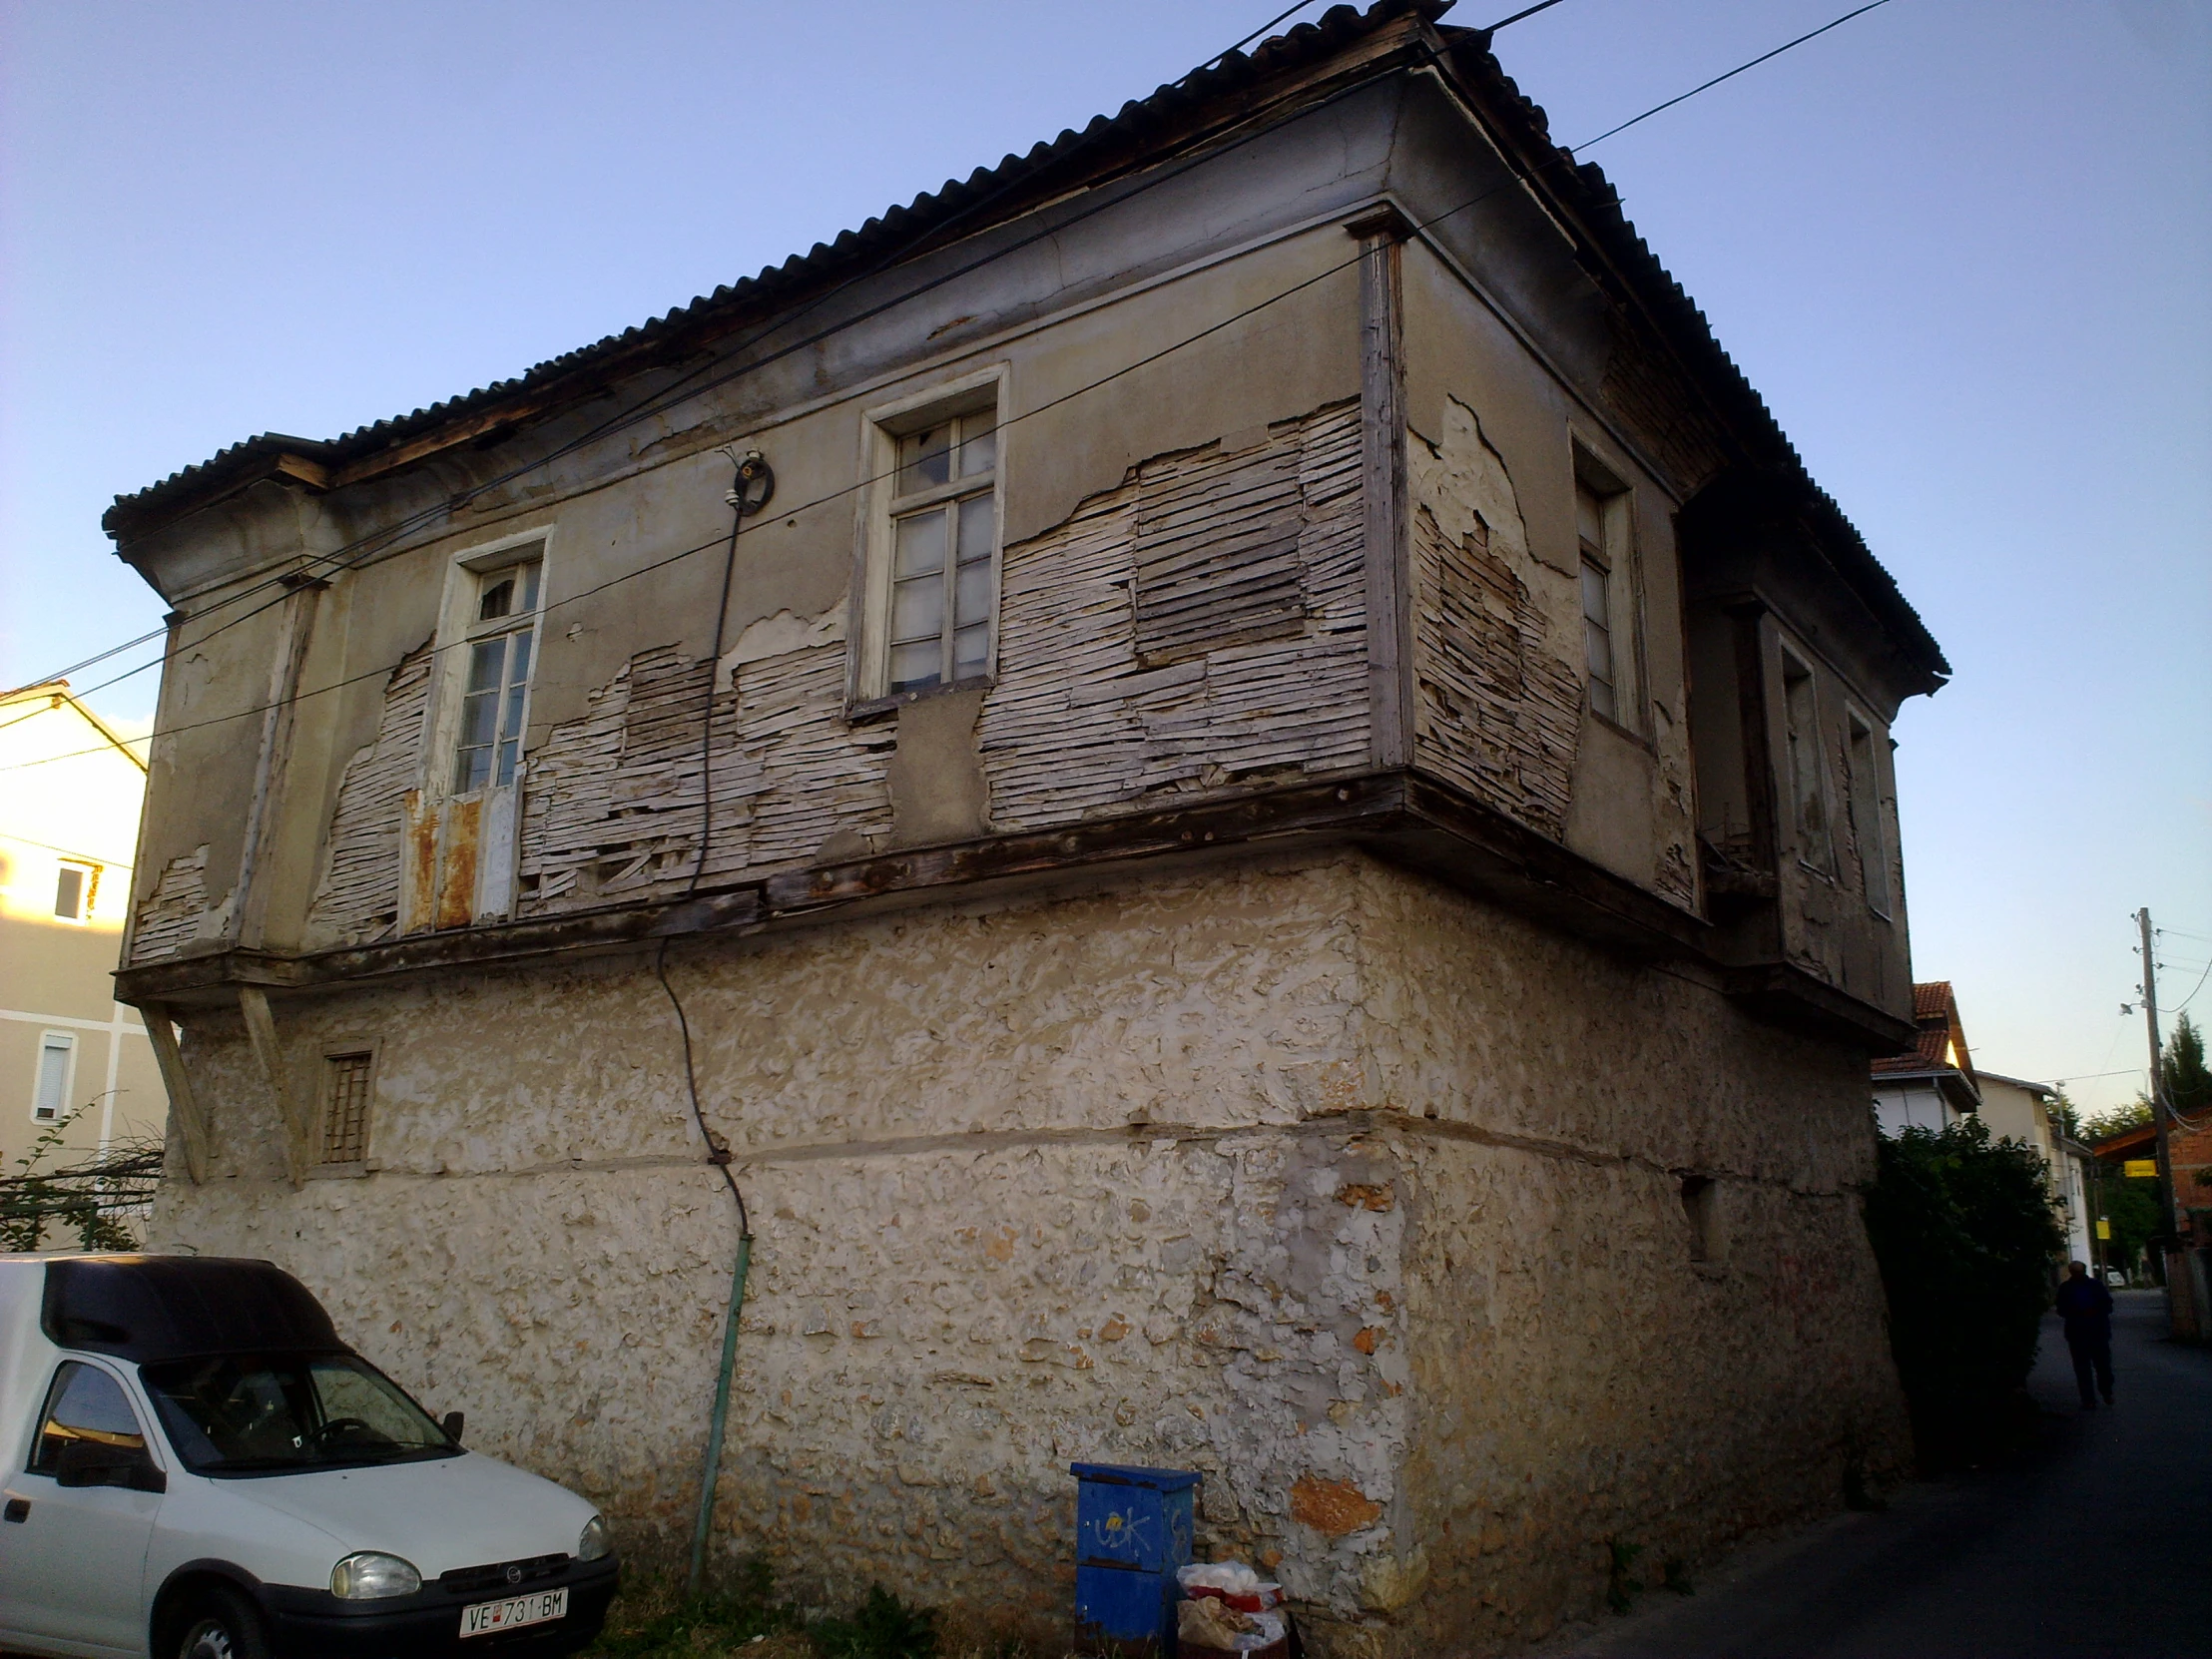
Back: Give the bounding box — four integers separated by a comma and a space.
330, 1551, 422, 1599
578, 1514, 612, 1562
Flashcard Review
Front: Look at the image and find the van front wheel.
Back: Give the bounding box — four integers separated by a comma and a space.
171, 1585, 271, 1659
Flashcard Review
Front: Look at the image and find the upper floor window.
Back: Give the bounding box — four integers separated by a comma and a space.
452, 552, 541, 793
1781, 647, 1833, 871
1847, 709, 1892, 915
53, 859, 98, 922
857, 373, 1004, 704
1574, 455, 1634, 728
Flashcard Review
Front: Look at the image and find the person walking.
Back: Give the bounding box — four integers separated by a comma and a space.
2053, 1260, 2115, 1408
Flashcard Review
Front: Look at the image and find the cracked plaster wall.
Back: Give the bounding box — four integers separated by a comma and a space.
150, 850, 1904, 1655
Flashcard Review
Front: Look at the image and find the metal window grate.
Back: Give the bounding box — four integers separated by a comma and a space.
321, 1053, 374, 1164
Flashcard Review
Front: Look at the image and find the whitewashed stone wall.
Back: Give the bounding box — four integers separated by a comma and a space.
151, 850, 1906, 1654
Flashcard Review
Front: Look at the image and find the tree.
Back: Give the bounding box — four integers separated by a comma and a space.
2161, 1011, 2210, 1119
2081, 1096, 2153, 1141
2090, 1170, 2161, 1277
1862, 1116, 2065, 1471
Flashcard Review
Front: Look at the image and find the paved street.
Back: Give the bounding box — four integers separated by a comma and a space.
1543, 1290, 2212, 1659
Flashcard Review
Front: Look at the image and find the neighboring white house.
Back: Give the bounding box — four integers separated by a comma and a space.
1872, 980, 1979, 1135
0, 683, 167, 1172
1976, 1070, 2094, 1265
1870, 984, 2095, 1264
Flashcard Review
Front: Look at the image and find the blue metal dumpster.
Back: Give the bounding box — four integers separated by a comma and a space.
1070, 1462, 1200, 1653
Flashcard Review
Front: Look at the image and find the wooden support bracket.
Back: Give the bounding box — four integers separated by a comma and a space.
238, 985, 311, 1188
139, 1002, 209, 1186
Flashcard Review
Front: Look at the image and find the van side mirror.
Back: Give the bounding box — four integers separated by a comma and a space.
441, 1411, 465, 1445
54, 1438, 167, 1494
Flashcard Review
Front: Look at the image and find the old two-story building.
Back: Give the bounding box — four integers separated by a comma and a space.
105, 4, 1946, 1650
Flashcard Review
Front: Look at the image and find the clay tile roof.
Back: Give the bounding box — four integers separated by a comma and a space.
99, 0, 1946, 683
1872, 980, 1970, 1078
1911, 981, 1953, 1020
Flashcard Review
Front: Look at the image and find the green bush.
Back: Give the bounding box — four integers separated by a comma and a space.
809, 1585, 940, 1659
1862, 1116, 2064, 1470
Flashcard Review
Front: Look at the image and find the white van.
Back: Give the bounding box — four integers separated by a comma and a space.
0, 1254, 620, 1658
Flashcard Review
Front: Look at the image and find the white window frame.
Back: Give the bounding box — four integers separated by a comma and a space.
1572, 446, 1639, 732
52, 859, 99, 925
408, 528, 553, 929
32, 1030, 76, 1124
427, 532, 551, 798
850, 365, 1008, 709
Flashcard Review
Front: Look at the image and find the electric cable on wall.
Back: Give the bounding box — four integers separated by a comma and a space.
649, 447, 771, 1597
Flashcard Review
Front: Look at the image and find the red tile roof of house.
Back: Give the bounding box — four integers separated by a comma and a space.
1872, 980, 1972, 1079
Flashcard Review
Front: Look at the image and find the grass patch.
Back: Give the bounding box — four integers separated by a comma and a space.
583, 1565, 1056, 1659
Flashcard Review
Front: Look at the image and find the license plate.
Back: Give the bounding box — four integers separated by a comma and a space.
460, 1586, 568, 1637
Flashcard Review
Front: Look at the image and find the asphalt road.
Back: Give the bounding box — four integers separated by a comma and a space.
1541, 1288, 2211, 1659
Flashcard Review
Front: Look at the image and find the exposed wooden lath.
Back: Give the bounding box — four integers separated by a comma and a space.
1410, 502, 1579, 840
1133, 436, 1308, 664
129, 846, 211, 965
980, 399, 1369, 829
302, 646, 433, 947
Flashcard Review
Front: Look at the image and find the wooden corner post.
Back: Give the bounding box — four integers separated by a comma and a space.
1350, 205, 1413, 772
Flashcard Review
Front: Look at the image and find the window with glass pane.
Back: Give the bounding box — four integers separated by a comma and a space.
885, 408, 996, 695
31, 1362, 145, 1474
34, 1032, 73, 1121
1576, 481, 1618, 724
54, 861, 94, 920
452, 556, 540, 792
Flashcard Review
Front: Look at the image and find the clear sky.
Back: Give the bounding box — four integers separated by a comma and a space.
3, 0, 2205, 1114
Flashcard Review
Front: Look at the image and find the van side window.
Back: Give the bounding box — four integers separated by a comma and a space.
28, 1363, 144, 1474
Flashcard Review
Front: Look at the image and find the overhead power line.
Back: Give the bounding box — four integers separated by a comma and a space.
4, 0, 1896, 776
1572, 0, 1895, 152
4, 12, 1436, 712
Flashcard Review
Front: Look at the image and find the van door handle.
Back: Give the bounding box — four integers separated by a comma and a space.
2, 1498, 27, 1522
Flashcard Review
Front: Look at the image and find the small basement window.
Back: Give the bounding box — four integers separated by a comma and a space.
320, 1051, 375, 1164
1680, 1175, 1723, 1264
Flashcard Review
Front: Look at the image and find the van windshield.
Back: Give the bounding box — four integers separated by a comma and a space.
139, 1352, 459, 1476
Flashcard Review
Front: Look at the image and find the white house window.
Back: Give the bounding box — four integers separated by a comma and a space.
453, 554, 541, 792
855, 379, 1004, 704
1573, 462, 1632, 727
33, 1032, 75, 1123
884, 409, 997, 695
53, 860, 98, 922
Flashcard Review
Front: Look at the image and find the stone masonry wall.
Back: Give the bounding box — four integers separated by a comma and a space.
149, 851, 1905, 1655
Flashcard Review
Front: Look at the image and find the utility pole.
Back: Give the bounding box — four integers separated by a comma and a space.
2139, 907, 2176, 1248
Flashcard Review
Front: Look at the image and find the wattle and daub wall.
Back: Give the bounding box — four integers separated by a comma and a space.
150, 853, 1905, 1655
